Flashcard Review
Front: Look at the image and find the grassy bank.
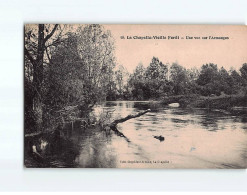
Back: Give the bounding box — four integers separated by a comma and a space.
161, 94, 247, 110
192, 94, 247, 110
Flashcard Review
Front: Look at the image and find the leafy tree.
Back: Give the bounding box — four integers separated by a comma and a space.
230, 69, 243, 92
196, 63, 221, 96
114, 65, 129, 99
129, 62, 146, 100
145, 57, 168, 81
240, 63, 247, 85
47, 24, 116, 117
218, 67, 234, 94
170, 63, 189, 95
77, 24, 115, 93
197, 63, 218, 86
187, 67, 199, 82
145, 57, 168, 98
24, 24, 116, 132
44, 33, 83, 110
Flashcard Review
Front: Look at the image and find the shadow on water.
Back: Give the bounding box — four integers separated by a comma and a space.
74, 132, 118, 168
70, 125, 151, 168
105, 101, 117, 107
199, 116, 219, 131
29, 101, 247, 168
133, 101, 163, 112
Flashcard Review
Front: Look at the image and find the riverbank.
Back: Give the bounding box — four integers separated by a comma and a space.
24, 129, 80, 168
191, 94, 247, 110
161, 94, 247, 111
112, 94, 247, 111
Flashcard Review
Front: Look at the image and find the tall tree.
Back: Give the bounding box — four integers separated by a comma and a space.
115, 65, 129, 98
25, 24, 59, 132
170, 62, 189, 95
240, 63, 247, 85
145, 57, 168, 81
128, 62, 146, 100
145, 57, 168, 98
77, 24, 116, 103
196, 63, 221, 96
46, 25, 116, 117
218, 67, 233, 94
230, 69, 243, 94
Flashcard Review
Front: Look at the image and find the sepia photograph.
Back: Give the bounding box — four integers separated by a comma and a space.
24, 24, 247, 168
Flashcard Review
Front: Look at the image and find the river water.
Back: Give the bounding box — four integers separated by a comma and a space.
73, 101, 247, 168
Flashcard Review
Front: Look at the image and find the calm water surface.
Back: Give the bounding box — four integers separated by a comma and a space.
74, 101, 247, 168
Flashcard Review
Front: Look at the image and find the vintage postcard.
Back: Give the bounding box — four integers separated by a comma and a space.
24, 24, 247, 168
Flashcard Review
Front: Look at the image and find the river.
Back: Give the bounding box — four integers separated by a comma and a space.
72, 101, 247, 168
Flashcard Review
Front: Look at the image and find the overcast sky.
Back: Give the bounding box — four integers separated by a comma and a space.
104, 25, 247, 73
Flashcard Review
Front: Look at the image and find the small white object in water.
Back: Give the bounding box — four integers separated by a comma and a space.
32, 145, 37, 153
168, 103, 180, 108
40, 140, 48, 150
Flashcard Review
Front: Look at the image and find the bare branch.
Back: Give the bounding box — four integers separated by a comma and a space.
44, 24, 59, 43
45, 39, 64, 48
45, 47, 51, 63
24, 46, 36, 66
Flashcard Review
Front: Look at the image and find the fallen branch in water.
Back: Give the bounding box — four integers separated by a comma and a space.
110, 109, 151, 126
108, 109, 151, 142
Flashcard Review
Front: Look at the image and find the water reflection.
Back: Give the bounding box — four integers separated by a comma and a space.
74, 101, 247, 168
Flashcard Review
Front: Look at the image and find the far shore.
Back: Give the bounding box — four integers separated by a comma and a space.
107, 93, 247, 111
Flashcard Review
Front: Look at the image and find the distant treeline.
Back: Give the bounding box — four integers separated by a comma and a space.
107, 57, 247, 101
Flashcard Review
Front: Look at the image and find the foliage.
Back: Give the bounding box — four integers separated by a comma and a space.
25, 24, 116, 133
25, 24, 247, 134
125, 61, 247, 100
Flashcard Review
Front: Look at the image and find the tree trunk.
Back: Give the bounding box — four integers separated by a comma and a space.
25, 24, 59, 133
33, 24, 45, 131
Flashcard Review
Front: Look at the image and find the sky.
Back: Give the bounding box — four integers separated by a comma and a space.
104, 25, 247, 73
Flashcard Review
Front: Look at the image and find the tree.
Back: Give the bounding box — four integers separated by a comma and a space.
129, 62, 146, 100
114, 65, 129, 99
145, 57, 168, 98
197, 63, 218, 86
24, 24, 116, 132
76, 24, 116, 103
240, 63, 247, 85
231, 69, 243, 87
44, 33, 82, 109
170, 63, 189, 95
145, 57, 168, 81
133, 62, 146, 81
218, 67, 233, 94
25, 24, 59, 132
196, 63, 221, 96
45, 24, 116, 118
187, 67, 199, 82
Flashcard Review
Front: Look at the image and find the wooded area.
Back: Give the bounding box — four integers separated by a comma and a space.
25, 24, 116, 134
25, 24, 247, 135
120, 58, 247, 100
